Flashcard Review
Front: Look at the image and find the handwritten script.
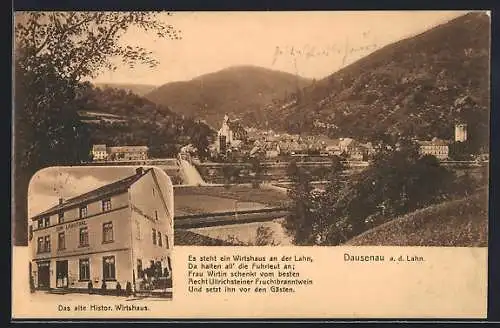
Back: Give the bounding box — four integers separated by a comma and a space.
271, 38, 378, 67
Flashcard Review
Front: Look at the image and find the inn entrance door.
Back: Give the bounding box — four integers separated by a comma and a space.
37, 261, 50, 289
56, 260, 68, 288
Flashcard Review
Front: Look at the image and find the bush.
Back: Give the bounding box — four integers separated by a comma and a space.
255, 225, 278, 246
116, 282, 122, 295
126, 281, 133, 296
87, 281, 93, 294
101, 281, 107, 292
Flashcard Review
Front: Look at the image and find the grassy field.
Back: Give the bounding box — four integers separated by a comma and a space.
174, 186, 290, 217
345, 189, 488, 247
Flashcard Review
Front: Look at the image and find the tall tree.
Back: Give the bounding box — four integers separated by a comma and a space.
250, 156, 265, 188
188, 122, 213, 160
14, 12, 180, 245
283, 160, 315, 245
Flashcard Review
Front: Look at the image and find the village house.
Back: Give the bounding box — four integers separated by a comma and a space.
417, 137, 450, 160
28, 167, 173, 295
91, 145, 149, 162
338, 138, 356, 153
108, 146, 149, 161
414, 122, 466, 160
91, 144, 108, 161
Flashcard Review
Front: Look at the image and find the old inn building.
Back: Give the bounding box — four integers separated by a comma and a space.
28, 167, 174, 294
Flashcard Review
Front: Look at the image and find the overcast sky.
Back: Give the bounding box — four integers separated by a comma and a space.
91, 11, 470, 86
28, 167, 135, 218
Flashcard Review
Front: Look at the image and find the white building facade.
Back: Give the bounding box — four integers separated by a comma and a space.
28, 167, 174, 295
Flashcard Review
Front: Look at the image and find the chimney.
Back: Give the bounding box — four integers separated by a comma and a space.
136, 167, 144, 175
59, 198, 64, 205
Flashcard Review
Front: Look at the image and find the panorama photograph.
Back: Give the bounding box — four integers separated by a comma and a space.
13, 11, 489, 248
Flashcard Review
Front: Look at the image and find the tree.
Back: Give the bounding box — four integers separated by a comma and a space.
327, 155, 346, 181
188, 122, 213, 160
323, 140, 457, 244
284, 138, 463, 246
250, 156, 265, 188
286, 159, 300, 183
282, 160, 315, 245
449, 140, 474, 160
14, 12, 180, 245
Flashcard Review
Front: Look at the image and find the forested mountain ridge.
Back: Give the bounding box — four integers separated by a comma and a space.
145, 65, 312, 128
77, 86, 214, 158
94, 83, 158, 96
266, 12, 490, 151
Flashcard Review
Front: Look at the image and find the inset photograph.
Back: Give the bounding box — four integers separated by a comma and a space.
28, 166, 173, 301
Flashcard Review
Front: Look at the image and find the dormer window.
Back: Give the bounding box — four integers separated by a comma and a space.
43, 217, 50, 227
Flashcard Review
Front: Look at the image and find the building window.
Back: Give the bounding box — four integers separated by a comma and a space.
58, 212, 64, 224
80, 206, 88, 219
165, 235, 170, 249
158, 232, 162, 247
103, 256, 116, 281
152, 228, 157, 245
137, 259, 144, 279
29, 226, 33, 241
58, 232, 65, 250
155, 210, 158, 221
79, 258, 90, 281
37, 237, 44, 253
102, 222, 114, 243
79, 227, 89, 247
152, 188, 155, 197
43, 217, 50, 227
44, 235, 51, 252
37, 219, 43, 229
102, 199, 112, 212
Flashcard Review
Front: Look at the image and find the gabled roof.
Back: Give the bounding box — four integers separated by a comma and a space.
417, 138, 450, 146
31, 168, 152, 220
108, 146, 149, 152
92, 144, 107, 151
